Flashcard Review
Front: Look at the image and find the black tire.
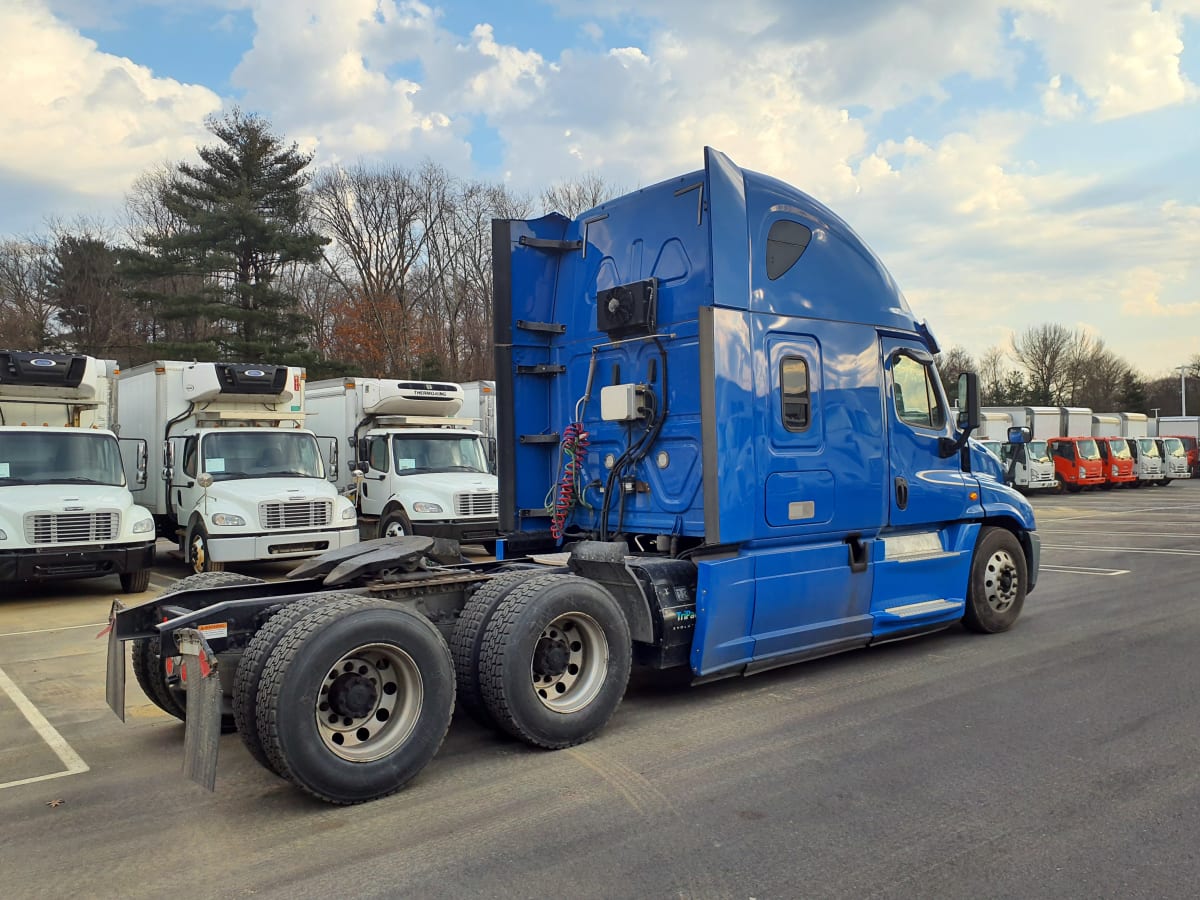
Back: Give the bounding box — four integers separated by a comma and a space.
186, 523, 224, 574
132, 571, 265, 727
1065, 482, 1081, 493
256, 601, 455, 805
378, 509, 413, 540
478, 574, 631, 750
120, 568, 151, 593
962, 526, 1028, 634
449, 568, 566, 725
232, 591, 369, 776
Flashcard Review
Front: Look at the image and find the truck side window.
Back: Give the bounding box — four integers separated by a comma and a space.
766, 220, 813, 281
182, 437, 197, 478
891, 355, 945, 430
780, 356, 810, 431
368, 436, 389, 473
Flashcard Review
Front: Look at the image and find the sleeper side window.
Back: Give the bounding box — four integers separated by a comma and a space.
766, 220, 813, 281
780, 356, 811, 432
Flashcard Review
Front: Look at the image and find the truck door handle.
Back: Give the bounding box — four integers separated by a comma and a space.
894, 476, 909, 510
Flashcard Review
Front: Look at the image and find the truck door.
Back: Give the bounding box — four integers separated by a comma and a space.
872, 338, 976, 635
881, 339, 971, 526
356, 434, 390, 519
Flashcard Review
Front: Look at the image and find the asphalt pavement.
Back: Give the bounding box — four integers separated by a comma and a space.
1, 484, 1198, 899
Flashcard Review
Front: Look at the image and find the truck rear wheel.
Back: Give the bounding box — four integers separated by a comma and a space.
962, 526, 1027, 634
478, 575, 631, 750
132, 572, 264, 727
233, 591, 371, 776
449, 568, 567, 725
255, 601, 455, 804
186, 524, 224, 574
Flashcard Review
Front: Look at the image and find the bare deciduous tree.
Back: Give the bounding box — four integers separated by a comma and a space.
0, 238, 58, 351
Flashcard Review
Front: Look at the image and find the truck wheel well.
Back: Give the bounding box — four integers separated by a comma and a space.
981, 516, 1033, 572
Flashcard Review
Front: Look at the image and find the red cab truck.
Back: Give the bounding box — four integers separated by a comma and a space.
1095, 436, 1136, 488
1046, 436, 1105, 492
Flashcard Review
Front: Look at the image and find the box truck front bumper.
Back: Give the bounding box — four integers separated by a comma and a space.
0, 540, 156, 582
207, 526, 360, 563
412, 519, 501, 545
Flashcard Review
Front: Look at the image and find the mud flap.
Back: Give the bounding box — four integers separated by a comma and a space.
103, 600, 127, 722
176, 628, 222, 792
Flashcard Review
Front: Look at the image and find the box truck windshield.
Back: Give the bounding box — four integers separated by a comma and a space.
1026, 440, 1050, 463
0, 431, 126, 486
198, 431, 324, 480
1076, 438, 1101, 461
392, 435, 489, 475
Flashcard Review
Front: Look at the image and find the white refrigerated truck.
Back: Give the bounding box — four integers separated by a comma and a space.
306, 378, 499, 547
0, 350, 155, 592
117, 361, 358, 573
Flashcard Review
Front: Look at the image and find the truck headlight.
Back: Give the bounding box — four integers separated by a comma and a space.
412, 502, 443, 514
0, 528, 7, 540
1078, 467, 1085, 478
211, 513, 246, 527
341, 506, 356, 520
132, 517, 155, 534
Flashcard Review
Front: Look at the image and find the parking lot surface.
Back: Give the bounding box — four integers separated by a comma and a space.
2, 484, 1199, 898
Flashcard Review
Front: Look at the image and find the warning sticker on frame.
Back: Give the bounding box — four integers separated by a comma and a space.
197, 622, 228, 640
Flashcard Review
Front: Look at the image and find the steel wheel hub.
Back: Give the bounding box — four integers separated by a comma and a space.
983, 550, 1019, 612
316, 644, 423, 762
530, 611, 608, 715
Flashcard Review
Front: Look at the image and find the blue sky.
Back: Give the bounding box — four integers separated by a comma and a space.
4, 0, 1200, 376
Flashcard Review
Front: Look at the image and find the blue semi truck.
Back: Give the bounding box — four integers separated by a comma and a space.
105, 148, 1039, 804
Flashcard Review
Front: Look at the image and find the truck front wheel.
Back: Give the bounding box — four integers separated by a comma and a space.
478, 575, 631, 750
255, 601, 455, 804
120, 569, 151, 593
378, 509, 413, 540
186, 524, 224, 574
962, 526, 1027, 634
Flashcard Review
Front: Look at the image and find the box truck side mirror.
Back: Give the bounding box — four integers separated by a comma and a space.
1007, 425, 1031, 444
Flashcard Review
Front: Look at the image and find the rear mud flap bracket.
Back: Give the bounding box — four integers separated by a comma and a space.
177, 628, 222, 792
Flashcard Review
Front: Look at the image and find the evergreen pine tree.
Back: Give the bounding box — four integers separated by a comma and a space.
129, 109, 327, 362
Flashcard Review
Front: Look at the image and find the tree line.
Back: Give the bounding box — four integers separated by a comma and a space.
2, 109, 1196, 414
0, 110, 615, 381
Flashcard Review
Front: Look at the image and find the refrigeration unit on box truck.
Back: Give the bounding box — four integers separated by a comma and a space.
117, 361, 357, 573
306, 378, 499, 547
0, 351, 155, 592
103, 147, 1041, 806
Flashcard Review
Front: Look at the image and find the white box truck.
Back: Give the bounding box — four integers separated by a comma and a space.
117, 361, 358, 573
460, 380, 497, 468
1059, 407, 1092, 437
1118, 413, 1161, 483
1154, 416, 1200, 477
0, 351, 155, 592
981, 406, 1055, 491
306, 378, 499, 547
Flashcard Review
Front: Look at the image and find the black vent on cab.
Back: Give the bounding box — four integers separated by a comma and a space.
596, 278, 657, 339
214, 364, 289, 395
0, 351, 88, 387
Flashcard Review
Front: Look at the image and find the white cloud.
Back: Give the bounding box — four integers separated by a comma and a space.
0, 2, 221, 197
1040, 75, 1084, 120
1012, 0, 1197, 120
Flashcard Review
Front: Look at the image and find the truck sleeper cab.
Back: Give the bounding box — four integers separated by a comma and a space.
1046, 437, 1104, 492
1096, 436, 1136, 488
106, 148, 1041, 806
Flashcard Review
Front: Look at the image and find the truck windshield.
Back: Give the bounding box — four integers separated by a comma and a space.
1137, 438, 1160, 458
201, 431, 324, 480
1107, 439, 1131, 460
1163, 438, 1185, 457
1076, 439, 1100, 461
1026, 441, 1050, 463
392, 435, 489, 475
0, 431, 125, 486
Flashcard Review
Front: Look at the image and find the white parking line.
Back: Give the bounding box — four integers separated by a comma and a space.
1040, 564, 1130, 577
0, 622, 107, 639
0, 665, 89, 790
1042, 544, 1200, 556
1040, 529, 1200, 538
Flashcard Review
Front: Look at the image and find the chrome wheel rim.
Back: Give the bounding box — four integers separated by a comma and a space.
983, 549, 1020, 613
316, 643, 423, 762
530, 611, 608, 714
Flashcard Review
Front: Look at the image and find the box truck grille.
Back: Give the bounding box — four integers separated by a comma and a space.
259, 500, 332, 529
25, 512, 118, 545
454, 492, 499, 517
